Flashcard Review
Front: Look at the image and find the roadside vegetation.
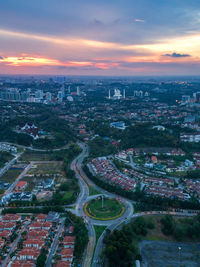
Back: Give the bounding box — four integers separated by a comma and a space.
66, 212, 89, 265
88, 186, 101, 196
94, 225, 107, 242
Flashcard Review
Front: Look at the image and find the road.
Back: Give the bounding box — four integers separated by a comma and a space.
70, 144, 96, 267
3, 160, 60, 197
0, 152, 22, 178
45, 217, 65, 267
3, 142, 70, 152
4, 162, 33, 195
70, 143, 134, 267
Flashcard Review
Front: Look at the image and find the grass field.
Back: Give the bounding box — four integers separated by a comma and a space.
22, 176, 36, 191
94, 225, 107, 241
20, 151, 53, 162
62, 191, 74, 202
92, 225, 107, 262
89, 186, 101, 196
0, 169, 22, 183
28, 162, 63, 175
19, 149, 68, 162
85, 197, 125, 220
0, 152, 13, 168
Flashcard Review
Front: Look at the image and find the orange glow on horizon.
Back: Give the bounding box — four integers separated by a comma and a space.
0, 55, 119, 69
0, 56, 61, 66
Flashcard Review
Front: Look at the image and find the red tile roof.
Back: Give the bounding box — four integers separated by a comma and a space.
16, 181, 27, 188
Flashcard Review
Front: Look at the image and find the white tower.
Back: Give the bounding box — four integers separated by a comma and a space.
108, 89, 111, 99
77, 86, 80, 96
139, 90, 143, 97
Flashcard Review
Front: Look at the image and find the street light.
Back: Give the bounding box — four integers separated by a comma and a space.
102, 195, 104, 209
178, 246, 181, 267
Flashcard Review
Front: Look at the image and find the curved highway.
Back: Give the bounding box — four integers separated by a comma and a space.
70, 143, 134, 267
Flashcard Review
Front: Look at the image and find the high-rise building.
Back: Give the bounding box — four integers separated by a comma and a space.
182, 95, 190, 104
21, 91, 29, 102
123, 89, 126, 99
56, 76, 66, 83
195, 92, 200, 103
108, 89, 111, 99
57, 91, 63, 102
77, 86, 80, 96
35, 90, 43, 99
9, 88, 20, 101
61, 84, 65, 97
0, 89, 9, 100
46, 92, 52, 101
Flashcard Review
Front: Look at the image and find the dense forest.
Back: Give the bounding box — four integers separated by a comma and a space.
88, 137, 117, 158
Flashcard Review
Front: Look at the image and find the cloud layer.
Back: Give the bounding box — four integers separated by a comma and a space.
0, 0, 200, 75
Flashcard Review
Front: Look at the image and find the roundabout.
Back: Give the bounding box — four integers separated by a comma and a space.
84, 196, 125, 221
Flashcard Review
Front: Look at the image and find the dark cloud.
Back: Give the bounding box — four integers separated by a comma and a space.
164, 52, 191, 58
0, 56, 3, 59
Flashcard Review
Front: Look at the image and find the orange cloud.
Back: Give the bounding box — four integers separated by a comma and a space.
0, 56, 61, 66
0, 55, 119, 69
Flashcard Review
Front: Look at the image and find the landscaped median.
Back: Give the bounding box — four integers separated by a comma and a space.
84, 197, 125, 221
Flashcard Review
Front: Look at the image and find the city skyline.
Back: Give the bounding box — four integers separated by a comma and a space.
1, 0, 200, 75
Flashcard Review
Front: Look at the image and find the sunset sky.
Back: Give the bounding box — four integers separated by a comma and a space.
1, 0, 200, 75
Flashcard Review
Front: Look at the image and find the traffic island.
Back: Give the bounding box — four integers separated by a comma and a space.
84, 197, 125, 221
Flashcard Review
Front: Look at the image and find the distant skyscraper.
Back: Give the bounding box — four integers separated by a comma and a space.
77, 86, 80, 96
46, 92, 52, 101
123, 89, 125, 99
9, 88, 20, 101
57, 91, 63, 102
108, 89, 111, 99
182, 95, 190, 104
21, 91, 29, 102
35, 90, 43, 99
195, 92, 200, 103
56, 76, 66, 83
61, 84, 65, 97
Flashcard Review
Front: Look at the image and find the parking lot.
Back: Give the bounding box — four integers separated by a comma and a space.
139, 240, 200, 267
